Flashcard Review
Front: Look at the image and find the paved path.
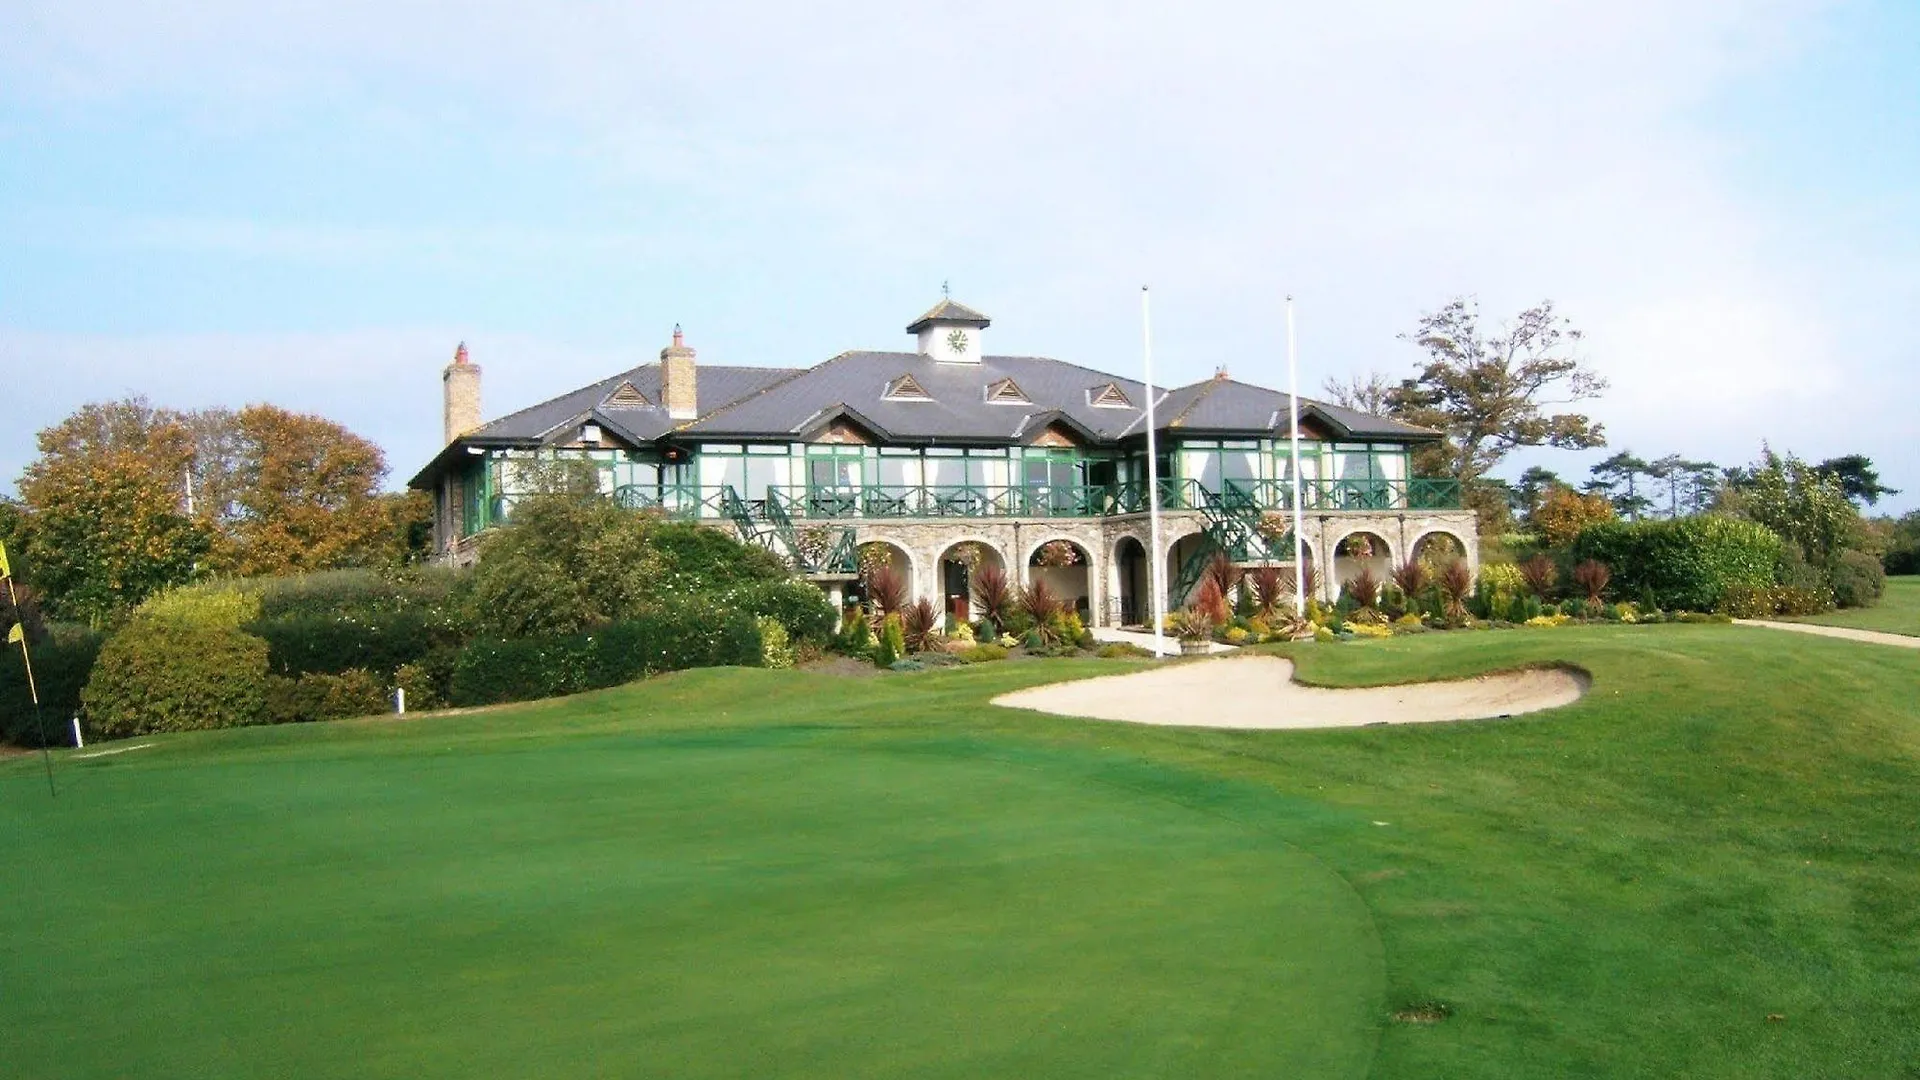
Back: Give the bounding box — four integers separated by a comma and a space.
1735, 620, 1920, 650
1090, 627, 1235, 657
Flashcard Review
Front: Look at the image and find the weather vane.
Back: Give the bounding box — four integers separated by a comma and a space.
942, 279, 950, 298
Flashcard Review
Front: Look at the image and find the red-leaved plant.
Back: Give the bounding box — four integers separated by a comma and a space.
902, 597, 939, 653
1344, 566, 1381, 611
1250, 565, 1286, 617
865, 564, 907, 618
972, 564, 1012, 630
1192, 574, 1231, 626
1437, 558, 1474, 625
1391, 559, 1429, 600
1572, 560, 1611, 603
1520, 554, 1558, 599
1204, 552, 1239, 604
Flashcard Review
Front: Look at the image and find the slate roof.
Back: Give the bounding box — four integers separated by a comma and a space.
905, 299, 991, 332
409, 348, 1438, 488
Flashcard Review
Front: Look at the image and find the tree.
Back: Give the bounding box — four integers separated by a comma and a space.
1725, 449, 1861, 564
17, 399, 210, 622
1533, 486, 1616, 549
1814, 454, 1900, 507
1321, 372, 1397, 416
1588, 451, 1653, 522
1391, 298, 1609, 485
214, 404, 396, 576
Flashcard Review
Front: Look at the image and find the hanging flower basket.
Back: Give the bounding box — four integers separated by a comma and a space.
1341, 534, 1375, 560
857, 542, 892, 581
1033, 540, 1082, 568
945, 541, 985, 570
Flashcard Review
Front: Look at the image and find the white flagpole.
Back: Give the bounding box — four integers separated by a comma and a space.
1287, 296, 1307, 619
1143, 286, 1167, 657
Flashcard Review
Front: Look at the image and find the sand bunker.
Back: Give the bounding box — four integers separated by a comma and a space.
992, 655, 1588, 730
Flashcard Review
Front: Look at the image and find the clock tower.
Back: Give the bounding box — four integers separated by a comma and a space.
907, 298, 990, 364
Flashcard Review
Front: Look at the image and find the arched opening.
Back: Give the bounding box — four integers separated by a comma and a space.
939, 540, 1006, 625
1028, 538, 1094, 625
854, 541, 914, 616
1165, 531, 1210, 610
1412, 531, 1467, 569
1332, 531, 1393, 601
1114, 536, 1149, 627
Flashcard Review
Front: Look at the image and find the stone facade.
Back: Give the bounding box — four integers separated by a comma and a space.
442, 344, 482, 445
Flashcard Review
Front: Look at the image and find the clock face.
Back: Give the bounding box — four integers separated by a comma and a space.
946, 328, 969, 354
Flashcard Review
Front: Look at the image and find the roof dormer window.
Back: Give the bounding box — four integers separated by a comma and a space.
985, 377, 1030, 405
1088, 382, 1133, 409
883, 373, 934, 401
601, 380, 651, 409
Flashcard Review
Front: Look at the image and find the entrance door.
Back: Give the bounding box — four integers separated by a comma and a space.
943, 559, 971, 624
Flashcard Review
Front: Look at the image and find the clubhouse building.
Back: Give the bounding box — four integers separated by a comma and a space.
408, 300, 1478, 627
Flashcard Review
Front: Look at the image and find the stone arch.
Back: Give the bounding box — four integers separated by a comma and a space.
1162, 529, 1211, 610
1328, 528, 1395, 597
852, 537, 918, 612
1112, 534, 1151, 627
1409, 528, 1470, 567
1024, 534, 1097, 625
935, 536, 1009, 626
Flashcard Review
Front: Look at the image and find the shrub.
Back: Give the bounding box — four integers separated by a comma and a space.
1096, 642, 1153, 659
265, 668, 390, 725
249, 566, 464, 621
1249, 565, 1286, 617
723, 579, 837, 644
393, 657, 450, 712
1436, 559, 1473, 625
83, 618, 270, 738
1572, 560, 1611, 603
250, 609, 454, 679
1519, 554, 1558, 599
1479, 562, 1526, 601
757, 617, 795, 669
1020, 579, 1065, 638
134, 584, 263, 629
1716, 584, 1833, 618
1190, 575, 1230, 626
1343, 566, 1381, 611
972, 565, 1014, 632
832, 604, 875, 656
874, 613, 906, 668
901, 598, 939, 653
0, 624, 103, 747
865, 564, 908, 618
1573, 517, 1781, 612
1829, 549, 1886, 609
448, 604, 763, 706
1391, 560, 1429, 601
959, 643, 1010, 663
1535, 487, 1616, 548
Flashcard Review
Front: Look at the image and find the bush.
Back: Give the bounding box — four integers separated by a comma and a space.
757, 617, 794, 669
83, 618, 270, 738
394, 656, 450, 712
722, 580, 836, 644
265, 668, 390, 725
875, 613, 906, 668
1095, 642, 1152, 659
449, 604, 764, 707
1829, 549, 1886, 609
249, 609, 458, 679
0, 624, 103, 747
135, 584, 263, 629
1573, 517, 1781, 612
248, 567, 464, 621
958, 643, 1009, 663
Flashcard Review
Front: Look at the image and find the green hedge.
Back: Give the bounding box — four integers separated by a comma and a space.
264, 669, 391, 725
82, 619, 270, 739
249, 610, 463, 679
0, 626, 103, 747
1573, 517, 1781, 612
450, 605, 763, 707
720, 580, 837, 643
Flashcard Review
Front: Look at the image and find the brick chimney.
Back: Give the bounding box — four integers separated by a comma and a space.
661, 325, 698, 420
443, 341, 482, 445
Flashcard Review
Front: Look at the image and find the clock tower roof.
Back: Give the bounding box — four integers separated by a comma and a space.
905, 298, 991, 334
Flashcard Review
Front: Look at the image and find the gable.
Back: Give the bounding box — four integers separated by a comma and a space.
985, 377, 1030, 405
1088, 382, 1133, 409
1029, 423, 1082, 448
601, 380, 652, 409
883, 373, 933, 401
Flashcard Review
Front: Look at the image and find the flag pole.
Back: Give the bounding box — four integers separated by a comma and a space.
1287, 296, 1307, 619
1142, 286, 1167, 658
2, 544, 56, 797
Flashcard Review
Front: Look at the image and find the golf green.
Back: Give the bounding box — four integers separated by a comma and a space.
2, 729, 1382, 1078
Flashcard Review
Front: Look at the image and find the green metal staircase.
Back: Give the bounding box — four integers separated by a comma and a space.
1167, 485, 1287, 611
721, 486, 857, 575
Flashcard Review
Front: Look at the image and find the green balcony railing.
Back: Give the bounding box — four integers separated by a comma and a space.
609, 477, 1461, 523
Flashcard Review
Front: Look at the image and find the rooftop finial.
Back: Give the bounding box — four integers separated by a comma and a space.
672, 324, 683, 348
453, 341, 469, 365
942, 279, 950, 299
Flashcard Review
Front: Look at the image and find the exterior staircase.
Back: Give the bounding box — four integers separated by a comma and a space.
721, 486, 857, 576
1167, 484, 1287, 611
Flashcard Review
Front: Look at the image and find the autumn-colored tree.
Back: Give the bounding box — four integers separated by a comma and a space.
214, 404, 396, 576
17, 399, 210, 622
1533, 486, 1616, 549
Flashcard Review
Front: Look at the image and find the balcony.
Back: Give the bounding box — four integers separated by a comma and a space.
613, 477, 1461, 521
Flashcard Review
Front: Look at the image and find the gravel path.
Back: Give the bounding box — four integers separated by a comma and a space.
993, 655, 1588, 730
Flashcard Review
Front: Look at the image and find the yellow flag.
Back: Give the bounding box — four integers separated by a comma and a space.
6, 623, 20, 645
0, 538, 10, 579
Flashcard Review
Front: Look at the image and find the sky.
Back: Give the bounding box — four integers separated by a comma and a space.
3, 0, 1916, 513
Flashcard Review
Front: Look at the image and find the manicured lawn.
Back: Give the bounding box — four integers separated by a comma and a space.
5, 623, 1919, 1077
1786, 574, 1920, 636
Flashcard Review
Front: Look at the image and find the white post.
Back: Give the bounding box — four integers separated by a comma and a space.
1287, 296, 1307, 619
70, 716, 84, 749
395, 687, 406, 716
1143, 286, 1167, 657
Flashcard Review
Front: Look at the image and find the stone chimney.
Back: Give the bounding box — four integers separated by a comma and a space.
661, 325, 698, 420
443, 341, 482, 445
